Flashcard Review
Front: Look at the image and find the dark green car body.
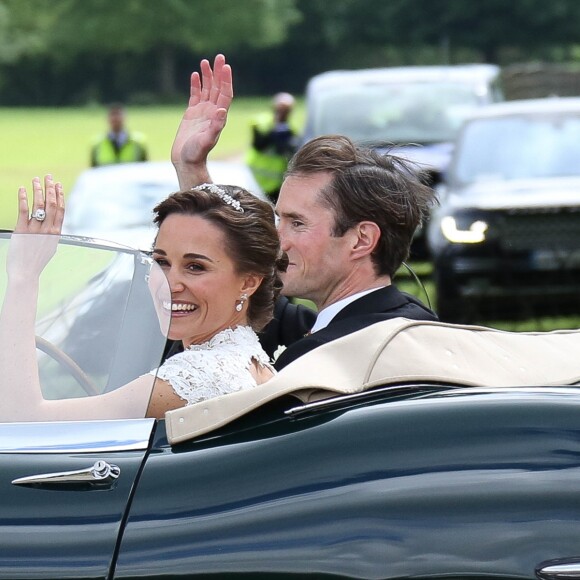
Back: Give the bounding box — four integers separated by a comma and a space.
1, 234, 580, 579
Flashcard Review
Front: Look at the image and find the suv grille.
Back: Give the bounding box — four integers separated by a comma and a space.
500, 208, 580, 251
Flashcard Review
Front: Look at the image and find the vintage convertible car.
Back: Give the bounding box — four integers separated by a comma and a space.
1, 231, 580, 579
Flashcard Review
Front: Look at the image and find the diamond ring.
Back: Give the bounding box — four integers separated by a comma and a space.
31, 208, 46, 222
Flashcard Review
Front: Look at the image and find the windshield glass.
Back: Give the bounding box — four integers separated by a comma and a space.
453, 113, 580, 184
312, 81, 482, 144
0, 233, 170, 422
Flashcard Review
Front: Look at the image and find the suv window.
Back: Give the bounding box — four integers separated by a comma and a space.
454, 114, 580, 184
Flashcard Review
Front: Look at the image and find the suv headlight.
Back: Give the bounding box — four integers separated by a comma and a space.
440, 216, 489, 244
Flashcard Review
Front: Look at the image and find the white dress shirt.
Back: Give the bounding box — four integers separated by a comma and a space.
309, 286, 387, 334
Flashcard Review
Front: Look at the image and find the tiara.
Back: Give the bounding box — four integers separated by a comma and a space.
196, 183, 244, 213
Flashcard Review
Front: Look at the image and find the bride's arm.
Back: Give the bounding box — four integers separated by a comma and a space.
0, 176, 64, 421
0, 176, 180, 422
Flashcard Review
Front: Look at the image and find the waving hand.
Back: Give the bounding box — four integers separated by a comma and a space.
171, 54, 233, 189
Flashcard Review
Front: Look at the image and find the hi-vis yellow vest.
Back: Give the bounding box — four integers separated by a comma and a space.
245, 113, 296, 196
91, 132, 148, 167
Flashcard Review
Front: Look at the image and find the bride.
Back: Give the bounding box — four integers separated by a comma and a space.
0, 172, 282, 421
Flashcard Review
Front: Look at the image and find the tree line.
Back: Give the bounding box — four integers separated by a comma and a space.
1, 0, 580, 106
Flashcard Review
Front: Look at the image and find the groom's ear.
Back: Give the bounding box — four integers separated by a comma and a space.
350, 221, 381, 259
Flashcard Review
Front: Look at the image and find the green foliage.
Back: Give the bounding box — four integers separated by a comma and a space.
0, 0, 54, 64
287, 0, 580, 65
0, 0, 300, 100
47, 0, 300, 55
410, 0, 580, 62
2, 0, 580, 103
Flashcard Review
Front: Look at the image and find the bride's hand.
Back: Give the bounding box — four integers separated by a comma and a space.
7, 175, 65, 279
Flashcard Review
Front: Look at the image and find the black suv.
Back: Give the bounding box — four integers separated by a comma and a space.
427, 97, 580, 322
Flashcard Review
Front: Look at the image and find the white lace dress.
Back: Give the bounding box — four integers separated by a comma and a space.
150, 326, 274, 405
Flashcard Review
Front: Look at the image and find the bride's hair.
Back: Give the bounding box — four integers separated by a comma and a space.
153, 185, 284, 331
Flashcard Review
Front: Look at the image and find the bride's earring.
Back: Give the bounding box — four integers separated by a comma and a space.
235, 293, 248, 312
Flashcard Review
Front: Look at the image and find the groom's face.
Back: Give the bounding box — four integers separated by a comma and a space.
276, 172, 354, 311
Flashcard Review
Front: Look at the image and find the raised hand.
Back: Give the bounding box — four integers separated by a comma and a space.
7, 175, 65, 279
171, 54, 234, 188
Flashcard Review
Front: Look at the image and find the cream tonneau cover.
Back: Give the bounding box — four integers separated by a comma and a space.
166, 318, 580, 444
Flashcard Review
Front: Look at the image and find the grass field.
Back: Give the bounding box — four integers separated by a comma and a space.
0, 98, 305, 229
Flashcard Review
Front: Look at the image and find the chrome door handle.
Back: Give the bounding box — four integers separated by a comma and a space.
12, 460, 120, 489
537, 559, 580, 580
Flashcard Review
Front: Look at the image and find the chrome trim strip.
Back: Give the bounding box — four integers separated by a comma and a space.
285, 385, 580, 417
537, 562, 580, 580
0, 419, 156, 453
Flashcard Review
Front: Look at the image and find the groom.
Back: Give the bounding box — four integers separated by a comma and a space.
170, 55, 438, 370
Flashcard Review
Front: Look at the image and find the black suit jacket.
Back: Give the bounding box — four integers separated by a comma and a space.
257, 296, 317, 359
273, 286, 438, 370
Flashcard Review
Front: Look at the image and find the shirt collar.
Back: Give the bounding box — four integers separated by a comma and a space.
310, 286, 386, 333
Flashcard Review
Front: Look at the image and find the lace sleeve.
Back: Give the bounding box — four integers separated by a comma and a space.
153, 348, 259, 406
150, 326, 274, 406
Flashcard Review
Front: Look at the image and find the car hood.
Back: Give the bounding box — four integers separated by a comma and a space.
441, 176, 580, 211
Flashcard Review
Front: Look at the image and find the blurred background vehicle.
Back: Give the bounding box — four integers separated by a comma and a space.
302, 64, 503, 258
63, 160, 267, 250
303, 64, 503, 185
427, 97, 580, 323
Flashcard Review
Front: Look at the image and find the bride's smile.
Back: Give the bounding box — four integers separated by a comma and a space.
152, 213, 259, 347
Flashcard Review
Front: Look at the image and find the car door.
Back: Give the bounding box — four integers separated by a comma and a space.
0, 419, 156, 580
113, 388, 580, 579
